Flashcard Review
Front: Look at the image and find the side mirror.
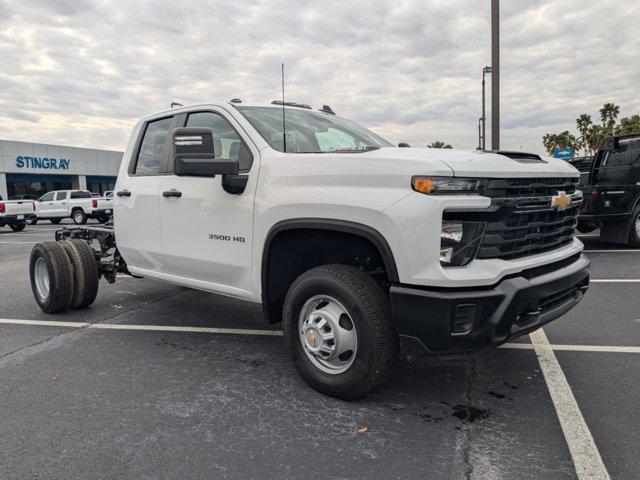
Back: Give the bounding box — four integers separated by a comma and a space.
173, 127, 239, 177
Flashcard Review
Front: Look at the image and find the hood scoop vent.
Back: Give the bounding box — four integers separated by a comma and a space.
493, 150, 547, 164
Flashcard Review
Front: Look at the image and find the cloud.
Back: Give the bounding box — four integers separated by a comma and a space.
0, 0, 637, 153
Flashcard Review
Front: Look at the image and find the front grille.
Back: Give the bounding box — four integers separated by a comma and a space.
444, 177, 581, 261
477, 202, 579, 260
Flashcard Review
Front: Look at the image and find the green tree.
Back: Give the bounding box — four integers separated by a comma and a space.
427, 140, 452, 149
615, 115, 640, 135
586, 124, 605, 155
542, 131, 578, 157
576, 114, 592, 156
599, 102, 620, 134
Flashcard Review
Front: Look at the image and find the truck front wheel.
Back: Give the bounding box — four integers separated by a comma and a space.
282, 264, 397, 400
29, 242, 74, 313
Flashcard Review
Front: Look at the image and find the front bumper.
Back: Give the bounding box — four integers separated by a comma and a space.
390, 254, 590, 356
0, 213, 36, 224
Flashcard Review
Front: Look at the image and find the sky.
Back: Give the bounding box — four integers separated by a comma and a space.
0, 0, 638, 154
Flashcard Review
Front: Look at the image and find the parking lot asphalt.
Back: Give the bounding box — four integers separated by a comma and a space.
1, 222, 638, 479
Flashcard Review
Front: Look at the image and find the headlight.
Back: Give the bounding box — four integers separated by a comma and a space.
440, 221, 486, 267
412, 177, 486, 195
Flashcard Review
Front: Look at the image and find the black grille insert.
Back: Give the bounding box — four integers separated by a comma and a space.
444, 177, 580, 261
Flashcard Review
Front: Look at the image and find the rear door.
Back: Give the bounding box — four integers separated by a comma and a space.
114, 115, 177, 273
36, 192, 56, 218
158, 109, 258, 295
595, 144, 637, 216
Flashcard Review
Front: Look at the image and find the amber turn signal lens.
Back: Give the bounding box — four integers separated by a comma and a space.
413, 178, 436, 194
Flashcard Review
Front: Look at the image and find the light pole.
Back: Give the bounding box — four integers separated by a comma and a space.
481, 66, 491, 150
477, 117, 482, 150
491, 0, 500, 150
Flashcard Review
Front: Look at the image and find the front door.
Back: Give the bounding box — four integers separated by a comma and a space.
37, 192, 55, 218
158, 109, 258, 297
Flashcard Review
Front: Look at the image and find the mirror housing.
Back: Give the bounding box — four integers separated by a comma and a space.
173, 127, 239, 177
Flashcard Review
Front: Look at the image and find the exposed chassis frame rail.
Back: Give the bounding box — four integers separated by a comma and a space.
55, 226, 129, 283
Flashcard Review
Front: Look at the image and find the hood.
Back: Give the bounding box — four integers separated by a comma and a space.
365, 148, 579, 178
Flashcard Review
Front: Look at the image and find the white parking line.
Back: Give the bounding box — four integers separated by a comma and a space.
501, 342, 640, 353
0, 318, 283, 336
584, 249, 640, 253
590, 279, 640, 283
530, 328, 610, 480
2, 319, 639, 353
0, 241, 38, 244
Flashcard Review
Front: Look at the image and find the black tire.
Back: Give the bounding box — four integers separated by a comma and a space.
283, 264, 397, 400
61, 240, 99, 309
29, 242, 74, 313
50, 218, 62, 224
9, 222, 26, 232
97, 215, 109, 224
576, 221, 597, 234
29, 218, 38, 225
629, 207, 640, 248
72, 209, 87, 225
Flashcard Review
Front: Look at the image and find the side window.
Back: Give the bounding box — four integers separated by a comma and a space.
70, 191, 91, 199
134, 117, 174, 175
40, 192, 54, 202
186, 112, 253, 171
55, 192, 67, 200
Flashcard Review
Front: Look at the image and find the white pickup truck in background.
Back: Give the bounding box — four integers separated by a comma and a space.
0, 194, 36, 231
32, 190, 110, 225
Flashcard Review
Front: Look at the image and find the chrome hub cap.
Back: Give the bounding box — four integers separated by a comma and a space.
299, 295, 357, 375
74, 212, 83, 222
34, 257, 50, 301
635, 216, 640, 236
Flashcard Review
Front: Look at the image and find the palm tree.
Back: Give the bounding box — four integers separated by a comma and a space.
586, 124, 605, 155
542, 131, 579, 157
542, 133, 558, 156
576, 114, 592, 156
615, 115, 640, 135
599, 103, 620, 134
427, 140, 452, 149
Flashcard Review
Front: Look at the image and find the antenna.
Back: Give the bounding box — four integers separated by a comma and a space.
281, 62, 287, 153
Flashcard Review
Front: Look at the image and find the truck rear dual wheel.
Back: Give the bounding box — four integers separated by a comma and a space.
9, 222, 26, 232
30, 240, 99, 313
61, 240, 99, 309
283, 264, 397, 400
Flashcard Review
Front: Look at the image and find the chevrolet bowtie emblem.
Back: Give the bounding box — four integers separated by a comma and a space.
551, 191, 570, 211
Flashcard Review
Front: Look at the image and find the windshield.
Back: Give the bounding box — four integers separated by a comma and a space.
236, 106, 393, 153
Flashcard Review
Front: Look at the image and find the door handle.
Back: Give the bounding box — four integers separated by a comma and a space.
117, 190, 132, 197
162, 189, 182, 198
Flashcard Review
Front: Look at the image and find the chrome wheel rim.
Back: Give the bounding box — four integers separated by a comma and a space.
34, 257, 50, 301
74, 212, 83, 223
298, 295, 357, 375
636, 216, 640, 236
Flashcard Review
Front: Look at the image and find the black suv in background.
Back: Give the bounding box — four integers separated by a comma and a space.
574, 134, 640, 247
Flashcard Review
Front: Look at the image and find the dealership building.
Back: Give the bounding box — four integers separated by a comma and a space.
0, 139, 123, 200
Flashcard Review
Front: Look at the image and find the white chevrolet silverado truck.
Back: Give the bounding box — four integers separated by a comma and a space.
28, 101, 589, 399
0, 194, 36, 231
33, 189, 110, 224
